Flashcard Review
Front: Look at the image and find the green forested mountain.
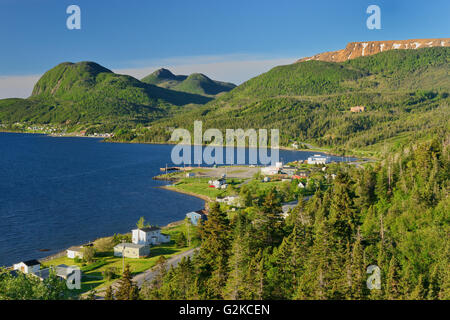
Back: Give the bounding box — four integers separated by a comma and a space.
141, 68, 188, 86
141, 68, 236, 96
127, 47, 449, 157
0, 48, 448, 158
0, 62, 211, 126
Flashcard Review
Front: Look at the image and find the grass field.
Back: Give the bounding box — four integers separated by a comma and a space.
41, 222, 193, 296
169, 177, 243, 199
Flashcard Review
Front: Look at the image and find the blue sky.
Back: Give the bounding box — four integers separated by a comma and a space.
0, 0, 449, 98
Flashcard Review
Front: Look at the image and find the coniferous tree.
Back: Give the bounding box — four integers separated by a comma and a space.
224, 214, 251, 299
254, 188, 284, 247
105, 286, 114, 300
385, 256, 400, 300
115, 264, 139, 300
197, 202, 231, 299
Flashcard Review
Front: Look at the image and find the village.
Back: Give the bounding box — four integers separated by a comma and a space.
5, 153, 343, 296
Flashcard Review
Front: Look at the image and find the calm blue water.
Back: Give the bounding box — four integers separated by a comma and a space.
0, 132, 353, 266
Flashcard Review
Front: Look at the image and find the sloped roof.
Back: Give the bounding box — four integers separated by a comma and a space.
115, 243, 147, 249
137, 226, 160, 232
22, 259, 40, 266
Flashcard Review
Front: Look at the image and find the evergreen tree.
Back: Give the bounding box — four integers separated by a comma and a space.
115, 264, 139, 300
223, 214, 251, 299
254, 188, 284, 247
385, 256, 400, 300
409, 275, 424, 300
105, 286, 114, 300
197, 202, 231, 299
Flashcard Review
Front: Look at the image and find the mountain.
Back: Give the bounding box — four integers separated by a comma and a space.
141, 69, 236, 96
0, 62, 211, 125
139, 47, 449, 156
140, 68, 187, 86
298, 38, 450, 63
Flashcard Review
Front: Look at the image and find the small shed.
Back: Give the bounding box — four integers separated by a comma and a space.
13, 259, 41, 274
67, 246, 84, 259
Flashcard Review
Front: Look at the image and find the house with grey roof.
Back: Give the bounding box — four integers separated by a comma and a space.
114, 243, 150, 259
132, 227, 170, 246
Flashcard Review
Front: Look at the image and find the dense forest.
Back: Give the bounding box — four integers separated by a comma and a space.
137, 136, 449, 300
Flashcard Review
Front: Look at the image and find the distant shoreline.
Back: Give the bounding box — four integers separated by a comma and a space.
158, 184, 212, 202
0, 130, 365, 159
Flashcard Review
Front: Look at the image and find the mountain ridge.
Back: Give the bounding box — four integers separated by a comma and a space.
0, 61, 211, 125
141, 68, 236, 96
298, 38, 450, 63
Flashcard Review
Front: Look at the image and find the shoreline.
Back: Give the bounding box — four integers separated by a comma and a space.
0, 129, 373, 160
22, 184, 207, 267
158, 185, 212, 202
30, 218, 187, 267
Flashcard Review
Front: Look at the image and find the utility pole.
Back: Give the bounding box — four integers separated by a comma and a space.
187, 220, 191, 247
121, 239, 125, 273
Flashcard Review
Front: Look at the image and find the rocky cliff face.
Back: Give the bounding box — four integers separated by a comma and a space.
298, 38, 450, 63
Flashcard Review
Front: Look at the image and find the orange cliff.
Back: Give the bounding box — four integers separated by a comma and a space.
297, 38, 450, 63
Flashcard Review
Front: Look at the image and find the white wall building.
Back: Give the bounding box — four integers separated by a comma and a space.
216, 196, 242, 206
132, 227, 170, 246
13, 260, 41, 274
307, 155, 331, 165
209, 178, 226, 189
67, 246, 84, 259
261, 166, 280, 175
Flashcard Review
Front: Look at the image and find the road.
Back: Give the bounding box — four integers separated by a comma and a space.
133, 247, 198, 287
88, 247, 199, 299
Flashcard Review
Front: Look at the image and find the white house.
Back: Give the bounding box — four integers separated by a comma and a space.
67, 246, 84, 259
13, 259, 41, 274
216, 196, 242, 206
307, 154, 331, 165
261, 166, 279, 175
209, 178, 226, 189
132, 227, 170, 246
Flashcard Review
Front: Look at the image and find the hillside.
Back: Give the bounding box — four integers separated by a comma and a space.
140, 68, 187, 86
298, 38, 449, 63
141, 68, 236, 96
126, 47, 450, 157
0, 62, 211, 126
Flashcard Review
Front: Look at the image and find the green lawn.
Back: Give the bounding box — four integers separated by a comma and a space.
170, 177, 242, 199
41, 222, 193, 296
